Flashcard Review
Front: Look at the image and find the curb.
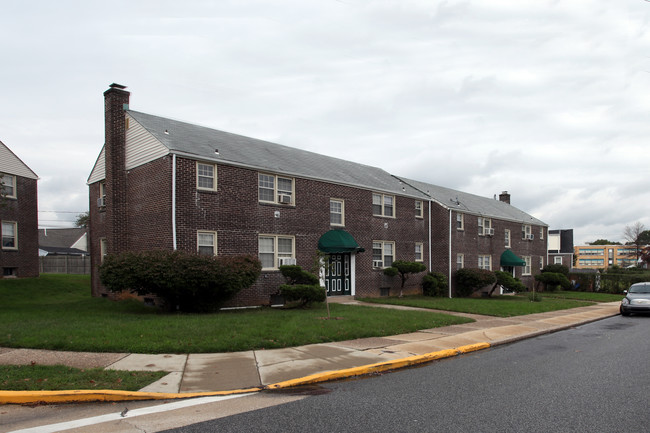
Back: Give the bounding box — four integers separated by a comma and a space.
0, 343, 489, 405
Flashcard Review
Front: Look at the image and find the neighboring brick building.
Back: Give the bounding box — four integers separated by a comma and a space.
88, 84, 548, 305
548, 229, 574, 269
0, 140, 39, 278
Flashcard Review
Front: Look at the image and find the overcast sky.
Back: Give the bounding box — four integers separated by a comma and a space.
2, 0, 650, 245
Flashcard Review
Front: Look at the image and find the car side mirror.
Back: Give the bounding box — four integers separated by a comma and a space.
623, 290, 628, 294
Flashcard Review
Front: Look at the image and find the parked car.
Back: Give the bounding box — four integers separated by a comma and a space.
620, 282, 650, 316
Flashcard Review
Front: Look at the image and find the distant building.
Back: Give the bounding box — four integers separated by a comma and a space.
38, 228, 88, 256
573, 244, 639, 270
548, 229, 574, 268
0, 140, 39, 277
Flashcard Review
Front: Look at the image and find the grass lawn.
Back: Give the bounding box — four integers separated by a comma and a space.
0, 365, 167, 391
0, 275, 472, 354
358, 294, 594, 317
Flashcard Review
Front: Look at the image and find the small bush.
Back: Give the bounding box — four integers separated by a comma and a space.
279, 265, 319, 285
494, 271, 527, 294
455, 268, 496, 297
527, 292, 543, 302
99, 251, 261, 312
541, 264, 569, 276
423, 272, 448, 297
279, 284, 326, 307
534, 272, 571, 292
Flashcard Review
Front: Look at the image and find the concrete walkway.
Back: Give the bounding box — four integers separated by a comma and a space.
0, 300, 620, 402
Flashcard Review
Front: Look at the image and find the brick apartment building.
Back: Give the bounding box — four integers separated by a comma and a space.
88, 84, 548, 306
0, 140, 39, 278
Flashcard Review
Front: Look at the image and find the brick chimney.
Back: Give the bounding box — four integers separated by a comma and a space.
499, 191, 510, 204
104, 83, 130, 255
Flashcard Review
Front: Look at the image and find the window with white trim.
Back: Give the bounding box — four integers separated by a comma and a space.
539, 227, 544, 240
457, 253, 464, 270
522, 224, 532, 240
415, 243, 423, 262
478, 254, 491, 270
523, 256, 532, 275
0, 174, 16, 199
478, 217, 492, 236
372, 241, 395, 268
330, 199, 344, 226
415, 201, 423, 218
539, 256, 544, 270
1, 221, 17, 250
98, 182, 106, 208
554, 256, 563, 265
259, 173, 294, 205
372, 193, 395, 218
259, 235, 295, 270
456, 213, 464, 230
100, 238, 107, 263
197, 231, 217, 256
505, 229, 511, 248
197, 162, 217, 191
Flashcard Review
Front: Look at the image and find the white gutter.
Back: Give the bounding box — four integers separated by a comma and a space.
448, 208, 452, 298
172, 154, 177, 250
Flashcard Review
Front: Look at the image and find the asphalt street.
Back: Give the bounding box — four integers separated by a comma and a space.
162, 315, 650, 433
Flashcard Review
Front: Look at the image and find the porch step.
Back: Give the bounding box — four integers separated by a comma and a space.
327, 295, 356, 304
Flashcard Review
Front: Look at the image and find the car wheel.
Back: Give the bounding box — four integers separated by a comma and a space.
620, 307, 631, 317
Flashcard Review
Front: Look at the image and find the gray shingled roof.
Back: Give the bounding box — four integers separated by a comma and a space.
126, 110, 545, 225
128, 110, 427, 199
38, 228, 86, 249
398, 177, 546, 226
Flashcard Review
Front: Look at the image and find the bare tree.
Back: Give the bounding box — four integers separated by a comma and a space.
623, 221, 646, 262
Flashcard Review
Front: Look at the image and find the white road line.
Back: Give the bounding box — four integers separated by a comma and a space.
8, 393, 255, 433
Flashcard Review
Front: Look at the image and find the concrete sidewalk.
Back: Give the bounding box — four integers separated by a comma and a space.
0, 300, 620, 402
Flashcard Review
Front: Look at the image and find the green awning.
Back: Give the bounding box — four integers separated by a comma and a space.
500, 249, 526, 267
318, 230, 364, 254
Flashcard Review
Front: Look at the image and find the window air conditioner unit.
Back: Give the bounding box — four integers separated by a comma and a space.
278, 194, 292, 204
372, 260, 383, 268
97, 197, 106, 207
485, 228, 495, 236
278, 258, 297, 266
526, 234, 535, 240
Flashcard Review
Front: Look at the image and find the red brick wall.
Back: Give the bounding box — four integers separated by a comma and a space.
0, 176, 38, 277
173, 159, 430, 305
438, 209, 548, 294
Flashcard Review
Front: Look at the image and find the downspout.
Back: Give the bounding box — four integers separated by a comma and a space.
172, 154, 177, 250
428, 199, 432, 272
448, 208, 452, 298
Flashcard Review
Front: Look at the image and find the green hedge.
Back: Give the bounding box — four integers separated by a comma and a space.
279, 284, 326, 307
455, 268, 497, 297
99, 251, 261, 312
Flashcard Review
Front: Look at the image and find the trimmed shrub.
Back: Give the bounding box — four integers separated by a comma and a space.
534, 272, 571, 292
491, 271, 527, 295
384, 260, 427, 297
527, 291, 543, 302
99, 251, 261, 312
279, 284, 326, 307
455, 268, 497, 297
541, 264, 569, 276
279, 265, 319, 285
422, 272, 448, 297
278, 264, 324, 308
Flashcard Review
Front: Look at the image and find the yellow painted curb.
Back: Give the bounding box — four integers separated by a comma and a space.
0, 387, 262, 405
0, 343, 491, 405
266, 342, 491, 390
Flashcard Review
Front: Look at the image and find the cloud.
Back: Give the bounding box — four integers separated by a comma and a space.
1, 0, 650, 247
